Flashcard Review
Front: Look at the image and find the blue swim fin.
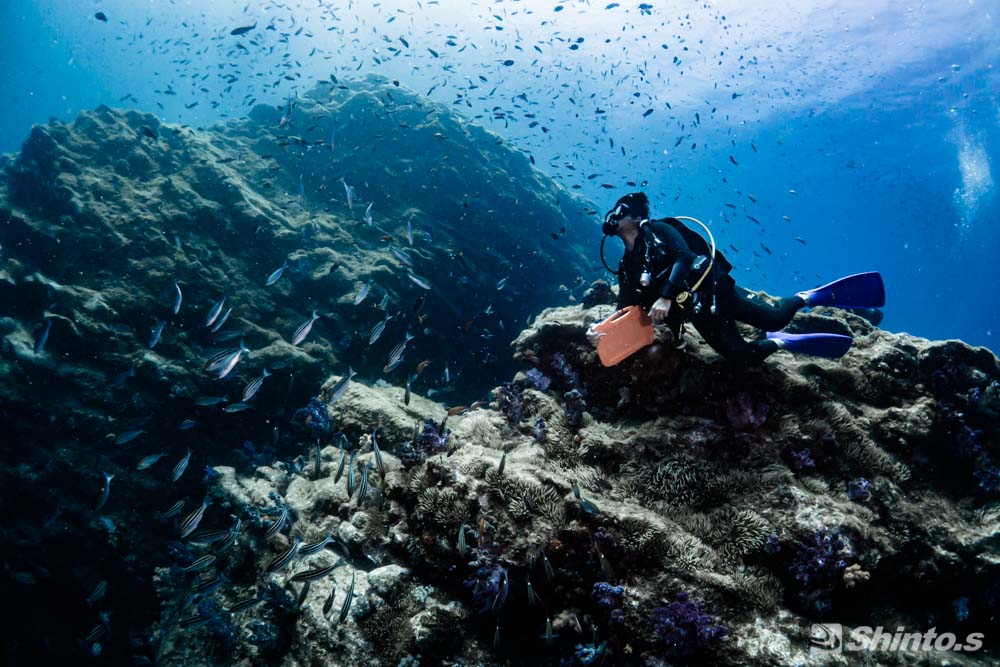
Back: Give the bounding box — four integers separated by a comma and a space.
767, 331, 853, 359
797, 272, 885, 309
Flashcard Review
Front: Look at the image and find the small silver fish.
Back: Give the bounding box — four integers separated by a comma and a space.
86, 580, 108, 605
34, 318, 52, 354
222, 402, 252, 413
328, 368, 356, 406
209, 306, 232, 334
195, 395, 227, 407
149, 321, 165, 349
205, 292, 229, 328
356, 461, 371, 506
406, 271, 432, 290
172, 449, 192, 482
179, 499, 209, 538
404, 376, 411, 406
172, 282, 183, 315
340, 177, 353, 210
353, 281, 372, 305
368, 314, 393, 345
406, 218, 413, 245
115, 429, 146, 445
384, 333, 415, 372
158, 499, 185, 519
137, 451, 167, 471
364, 201, 374, 226
497, 277, 508, 290
242, 368, 271, 402
206, 341, 249, 379
265, 260, 288, 286
346, 450, 357, 498
292, 311, 319, 345
371, 430, 385, 477
179, 419, 197, 431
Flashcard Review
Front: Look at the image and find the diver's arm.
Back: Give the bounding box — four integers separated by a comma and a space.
649, 221, 696, 300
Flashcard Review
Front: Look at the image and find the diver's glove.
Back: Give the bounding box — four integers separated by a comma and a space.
585, 324, 603, 348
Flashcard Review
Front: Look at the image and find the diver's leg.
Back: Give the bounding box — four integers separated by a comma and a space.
690, 314, 780, 365
727, 284, 804, 331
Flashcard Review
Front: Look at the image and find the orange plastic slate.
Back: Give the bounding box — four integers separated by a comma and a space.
594, 306, 654, 367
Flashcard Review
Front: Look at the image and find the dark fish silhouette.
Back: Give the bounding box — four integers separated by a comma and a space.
230, 23, 256, 36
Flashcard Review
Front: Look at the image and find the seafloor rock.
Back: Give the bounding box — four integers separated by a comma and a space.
148, 300, 1000, 666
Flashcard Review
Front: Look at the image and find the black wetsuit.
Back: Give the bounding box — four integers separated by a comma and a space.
616, 218, 805, 364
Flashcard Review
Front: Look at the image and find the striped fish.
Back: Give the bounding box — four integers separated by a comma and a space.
346, 450, 358, 498
356, 461, 371, 506
189, 574, 226, 596
290, 559, 342, 583
368, 314, 393, 345
371, 429, 385, 477
242, 368, 271, 402
291, 311, 320, 346
322, 584, 337, 615
209, 306, 232, 334
157, 499, 185, 520
337, 572, 355, 623
312, 441, 322, 481
179, 499, 209, 539
171, 449, 191, 482
298, 532, 333, 557
178, 613, 212, 629
265, 506, 288, 540
383, 333, 415, 373
334, 446, 347, 484
227, 596, 262, 614
264, 536, 302, 574
187, 527, 233, 545
265, 260, 288, 286
328, 368, 356, 406
181, 554, 216, 573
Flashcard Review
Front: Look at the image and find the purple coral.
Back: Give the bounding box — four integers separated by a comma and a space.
790, 527, 851, 613
847, 477, 871, 502
592, 582, 625, 609
532, 417, 548, 444
789, 448, 816, 471
564, 389, 587, 428
525, 368, 551, 392
650, 592, 727, 658
551, 352, 579, 389
397, 421, 451, 468
726, 393, 768, 431
496, 382, 525, 425
291, 397, 331, 437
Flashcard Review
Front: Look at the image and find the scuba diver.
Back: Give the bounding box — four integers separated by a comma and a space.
587, 192, 885, 364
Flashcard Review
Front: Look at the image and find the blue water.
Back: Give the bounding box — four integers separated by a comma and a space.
2, 0, 997, 349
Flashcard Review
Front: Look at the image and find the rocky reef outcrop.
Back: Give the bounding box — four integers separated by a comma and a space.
152, 302, 998, 666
